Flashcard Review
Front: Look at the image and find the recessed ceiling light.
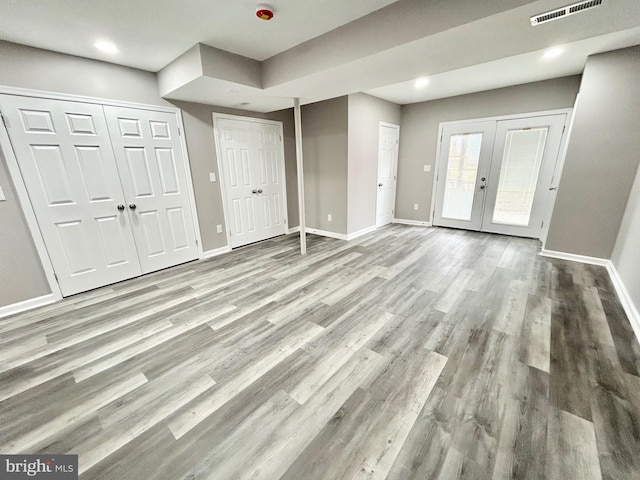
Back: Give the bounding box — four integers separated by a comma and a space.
95, 40, 118, 54
415, 77, 430, 88
543, 47, 564, 59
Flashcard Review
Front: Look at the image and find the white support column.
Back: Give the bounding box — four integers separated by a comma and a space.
294, 98, 307, 255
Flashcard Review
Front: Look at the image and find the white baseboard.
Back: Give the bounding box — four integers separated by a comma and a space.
346, 225, 377, 241
606, 263, 640, 344
288, 226, 301, 234
539, 249, 610, 266
0, 293, 56, 319
305, 227, 347, 241
201, 246, 232, 259
392, 218, 432, 227
540, 249, 640, 343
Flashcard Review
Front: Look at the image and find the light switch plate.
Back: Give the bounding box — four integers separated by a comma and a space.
424, 165, 431, 172
0, 186, 5, 202
216, 224, 223, 233
209, 172, 217, 183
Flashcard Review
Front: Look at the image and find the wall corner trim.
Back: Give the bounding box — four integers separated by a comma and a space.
392, 218, 432, 227
540, 249, 640, 344
201, 246, 232, 259
0, 293, 56, 319
346, 225, 377, 241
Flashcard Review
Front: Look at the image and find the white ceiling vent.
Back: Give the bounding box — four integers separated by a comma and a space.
531, 0, 604, 26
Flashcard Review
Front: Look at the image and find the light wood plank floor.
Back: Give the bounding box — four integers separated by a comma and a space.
1, 225, 640, 479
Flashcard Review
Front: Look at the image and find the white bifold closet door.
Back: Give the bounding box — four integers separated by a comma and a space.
0, 95, 198, 296
104, 106, 198, 273
215, 117, 287, 248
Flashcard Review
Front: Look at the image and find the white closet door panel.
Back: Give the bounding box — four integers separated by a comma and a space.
0, 95, 142, 296
252, 123, 286, 238
104, 106, 198, 273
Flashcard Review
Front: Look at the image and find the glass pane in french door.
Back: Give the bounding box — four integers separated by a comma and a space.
441, 133, 483, 220
491, 127, 548, 226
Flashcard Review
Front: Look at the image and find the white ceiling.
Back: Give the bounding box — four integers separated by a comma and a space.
0, 0, 402, 70
1, 0, 639, 111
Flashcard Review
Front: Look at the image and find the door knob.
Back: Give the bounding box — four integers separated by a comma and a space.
252, 189, 258, 194
549, 187, 558, 191
117, 204, 125, 211
480, 185, 486, 190
257, 189, 263, 194
378, 183, 383, 187
481, 177, 486, 182
129, 203, 137, 210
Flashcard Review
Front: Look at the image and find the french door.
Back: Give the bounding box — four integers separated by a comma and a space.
433, 114, 566, 238
214, 116, 288, 248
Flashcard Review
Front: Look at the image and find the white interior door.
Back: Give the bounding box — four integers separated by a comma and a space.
481, 115, 566, 238
215, 117, 287, 248
376, 123, 399, 227
104, 106, 198, 273
433, 121, 496, 230
433, 114, 566, 239
0, 95, 142, 296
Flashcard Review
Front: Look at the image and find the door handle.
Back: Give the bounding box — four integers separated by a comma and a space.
252, 189, 258, 194
378, 183, 383, 187
117, 204, 125, 211
129, 203, 137, 210
257, 189, 263, 194
549, 187, 558, 191
480, 185, 486, 190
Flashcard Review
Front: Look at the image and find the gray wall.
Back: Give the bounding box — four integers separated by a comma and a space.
396, 76, 582, 222
0, 40, 170, 106
612, 162, 640, 316
546, 46, 640, 258
347, 93, 401, 234
0, 148, 50, 305
170, 101, 299, 252
302, 97, 349, 234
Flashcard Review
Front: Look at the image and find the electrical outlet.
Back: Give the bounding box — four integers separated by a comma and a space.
216, 224, 223, 233
327, 214, 332, 221
209, 172, 217, 182
424, 165, 431, 172
413, 203, 419, 210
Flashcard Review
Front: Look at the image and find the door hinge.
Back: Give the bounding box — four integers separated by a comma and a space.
178, 128, 181, 136
392, 209, 394, 215
562, 125, 566, 134
284, 218, 287, 224
541, 220, 544, 228
53, 273, 59, 284
195, 239, 198, 246
0, 112, 8, 128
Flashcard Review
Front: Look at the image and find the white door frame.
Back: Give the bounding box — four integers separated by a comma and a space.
376, 121, 400, 228
0, 86, 204, 301
212, 113, 289, 249
430, 108, 572, 228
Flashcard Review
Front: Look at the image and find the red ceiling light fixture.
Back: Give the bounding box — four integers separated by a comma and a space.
256, 4, 274, 21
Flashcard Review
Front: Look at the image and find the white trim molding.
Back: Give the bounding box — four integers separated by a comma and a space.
288, 226, 301, 234
606, 263, 640, 343
539, 249, 610, 266
201, 246, 232, 259
0, 294, 56, 319
305, 228, 348, 241
347, 225, 377, 241
540, 249, 640, 343
393, 218, 432, 227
